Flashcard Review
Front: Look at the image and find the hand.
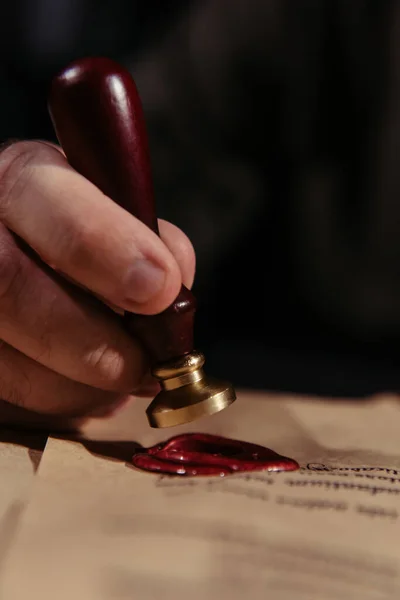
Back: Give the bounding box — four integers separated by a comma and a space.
0, 141, 195, 429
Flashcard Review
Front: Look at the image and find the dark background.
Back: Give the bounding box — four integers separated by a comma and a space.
2, 0, 400, 398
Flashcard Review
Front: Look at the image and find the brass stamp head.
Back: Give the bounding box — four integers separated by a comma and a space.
146, 351, 236, 428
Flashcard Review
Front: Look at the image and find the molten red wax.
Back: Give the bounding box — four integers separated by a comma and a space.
131, 433, 299, 477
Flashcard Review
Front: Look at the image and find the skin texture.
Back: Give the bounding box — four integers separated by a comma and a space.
0, 140, 196, 428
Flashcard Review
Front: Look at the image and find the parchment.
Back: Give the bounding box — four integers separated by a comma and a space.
0, 429, 46, 575
2, 391, 400, 599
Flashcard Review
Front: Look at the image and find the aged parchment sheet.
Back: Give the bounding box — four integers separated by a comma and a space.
2, 391, 400, 599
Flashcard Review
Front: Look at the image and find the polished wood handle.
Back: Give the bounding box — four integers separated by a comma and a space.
49, 57, 195, 363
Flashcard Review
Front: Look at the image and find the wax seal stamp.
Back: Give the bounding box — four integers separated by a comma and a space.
49, 57, 236, 427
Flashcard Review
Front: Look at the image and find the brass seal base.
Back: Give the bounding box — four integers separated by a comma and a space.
146, 351, 236, 428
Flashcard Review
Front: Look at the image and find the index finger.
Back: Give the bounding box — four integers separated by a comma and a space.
0, 141, 182, 315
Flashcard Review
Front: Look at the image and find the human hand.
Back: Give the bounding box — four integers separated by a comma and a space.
0, 141, 195, 429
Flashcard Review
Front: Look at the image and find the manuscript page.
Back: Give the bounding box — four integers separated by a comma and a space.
2, 392, 400, 599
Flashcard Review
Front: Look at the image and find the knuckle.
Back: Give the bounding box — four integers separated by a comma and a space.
0, 141, 59, 221
2, 380, 25, 408
0, 141, 41, 218
85, 342, 126, 387
53, 220, 99, 271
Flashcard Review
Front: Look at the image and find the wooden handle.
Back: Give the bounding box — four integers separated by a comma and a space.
48, 57, 196, 363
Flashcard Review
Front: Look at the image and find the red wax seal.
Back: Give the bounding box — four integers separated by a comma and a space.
132, 433, 299, 477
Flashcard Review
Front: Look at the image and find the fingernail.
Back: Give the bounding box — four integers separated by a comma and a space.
125, 258, 166, 304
